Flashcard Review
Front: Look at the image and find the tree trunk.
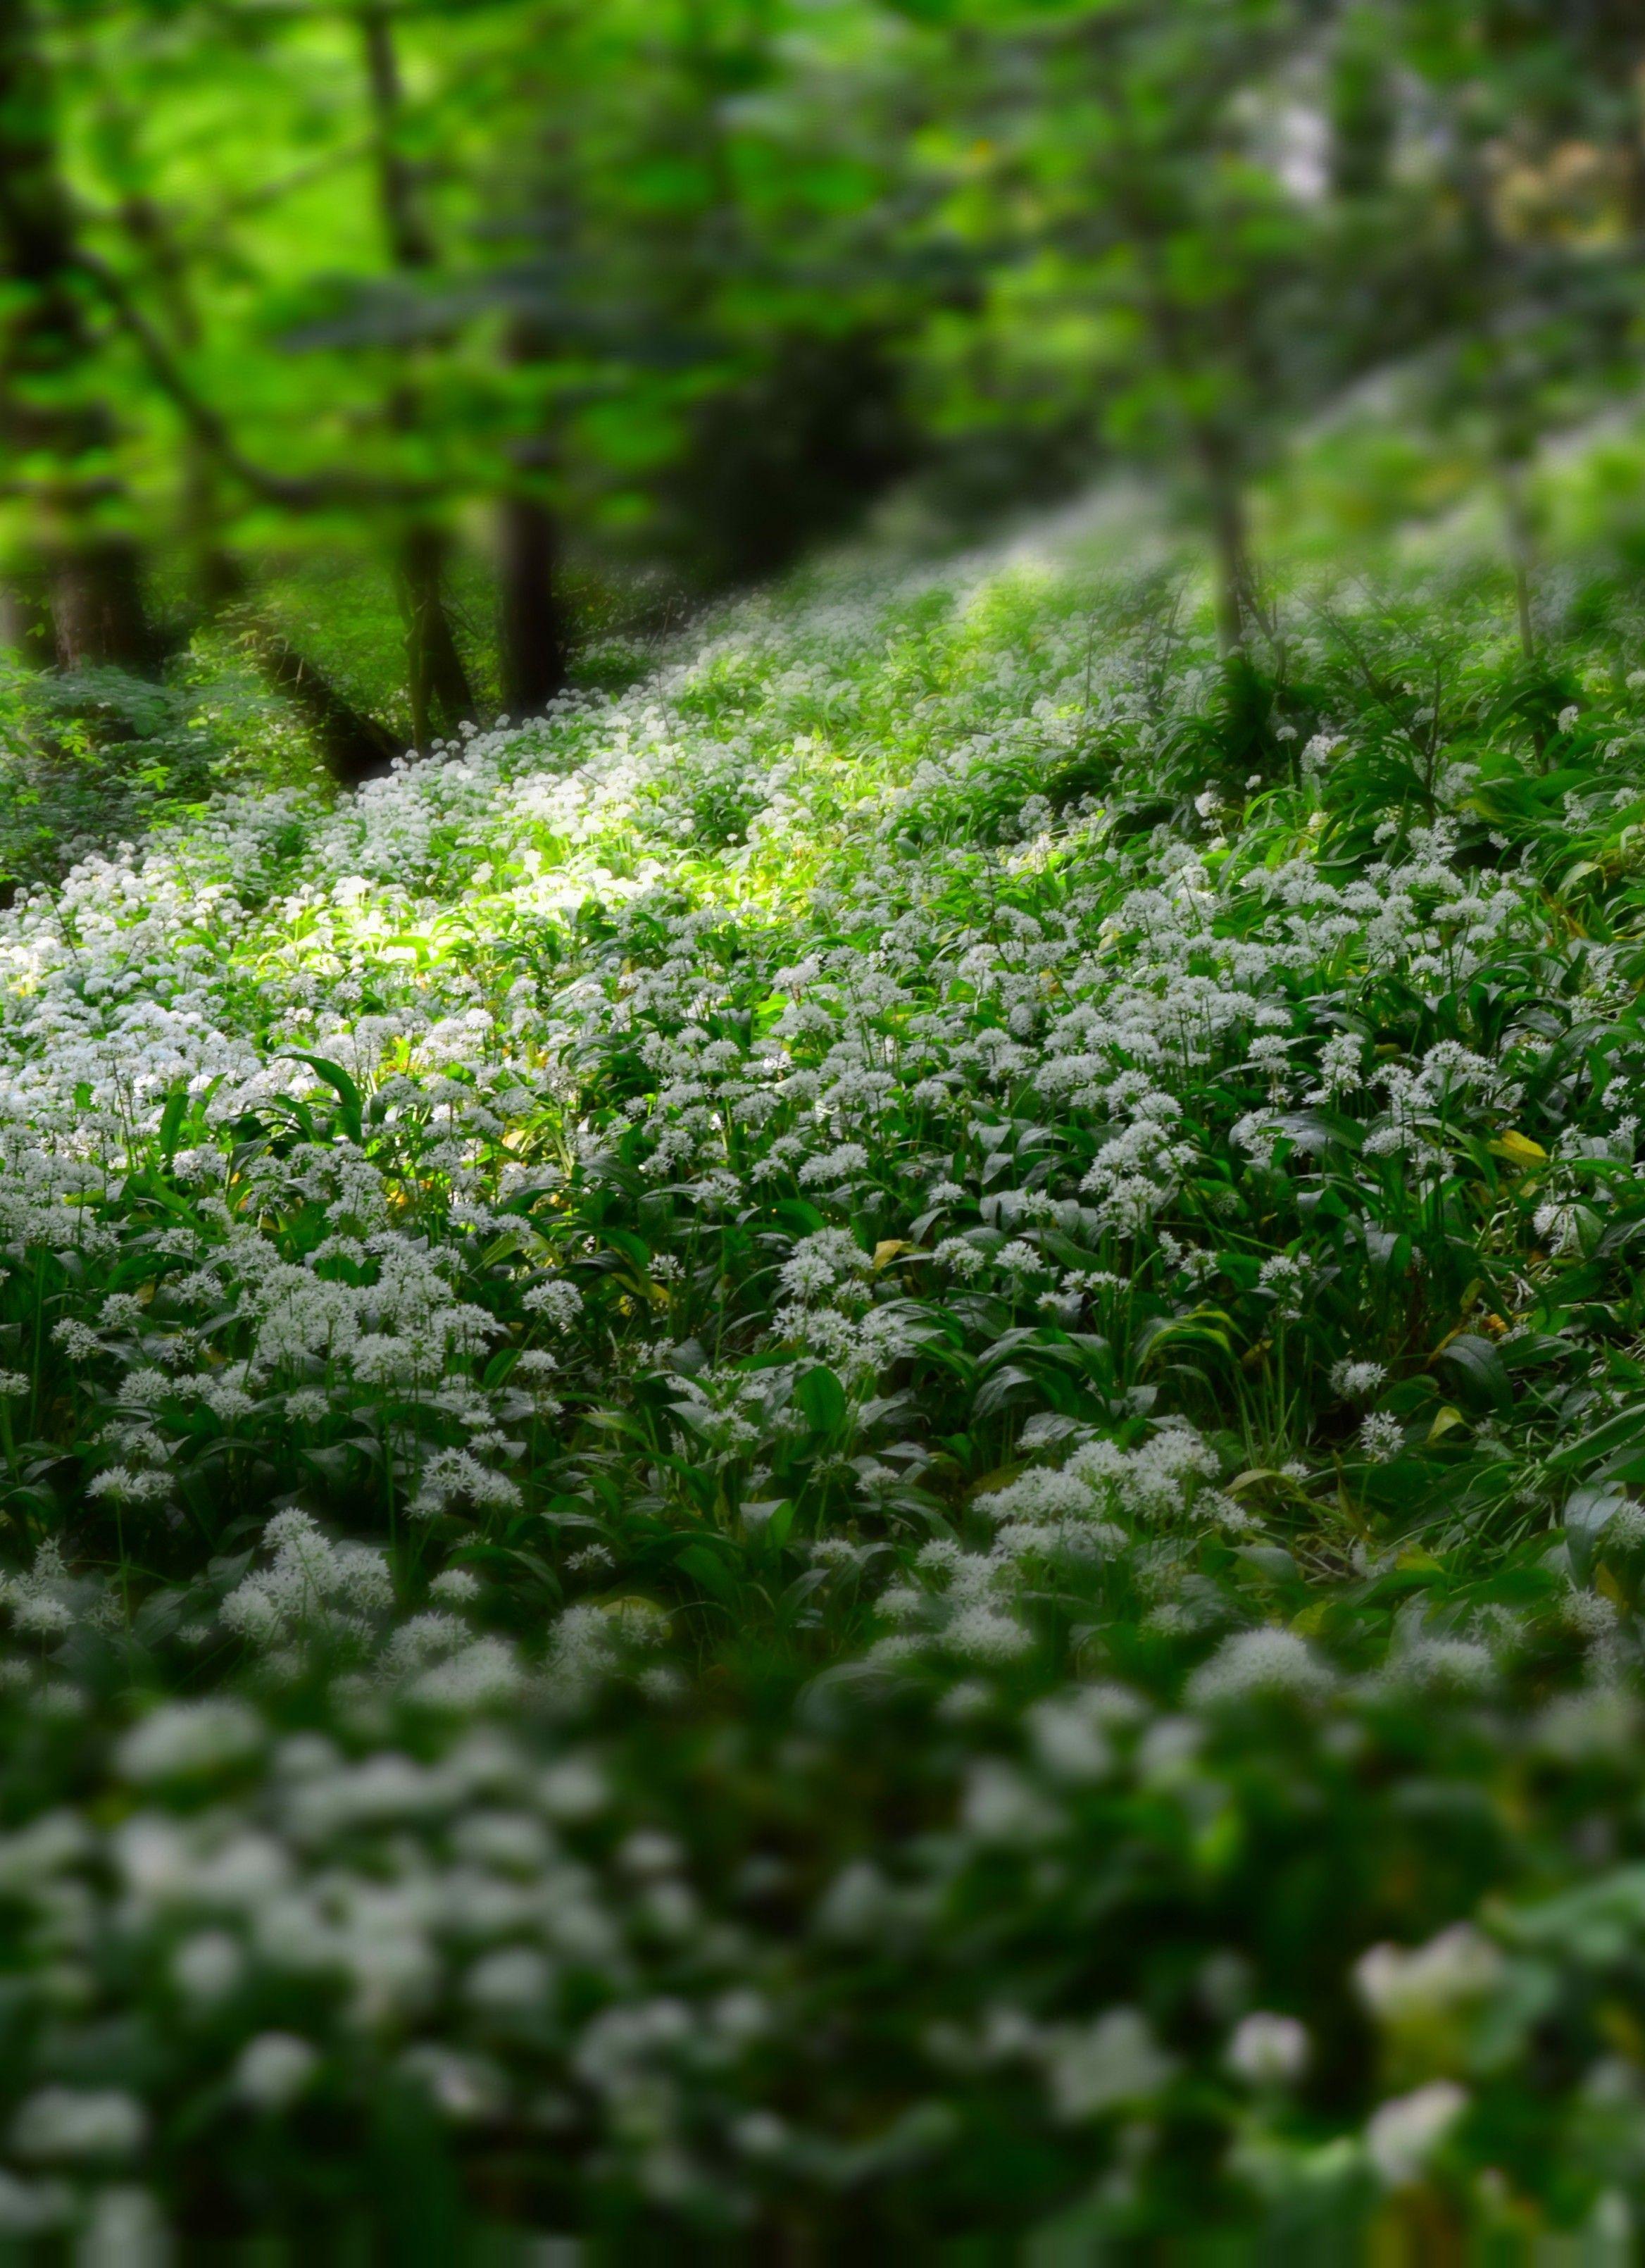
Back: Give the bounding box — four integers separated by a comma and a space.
397, 521, 475, 747
241, 618, 402, 786
1185, 418, 1255, 660
48, 537, 154, 672
0, 1, 158, 672
1206, 475, 1251, 659
357, 3, 475, 742
1501, 462, 1537, 664
498, 488, 568, 717
358, 1, 435, 270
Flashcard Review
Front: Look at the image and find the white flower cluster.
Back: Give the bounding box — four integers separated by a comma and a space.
0, 517, 1637, 2239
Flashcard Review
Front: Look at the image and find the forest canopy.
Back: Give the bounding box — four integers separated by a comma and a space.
3, 0, 1643, 828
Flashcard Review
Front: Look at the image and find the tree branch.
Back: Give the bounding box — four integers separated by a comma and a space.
74, 246, 432, 512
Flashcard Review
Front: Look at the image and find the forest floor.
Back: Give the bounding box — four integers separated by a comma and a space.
3, 501, 1645, 2251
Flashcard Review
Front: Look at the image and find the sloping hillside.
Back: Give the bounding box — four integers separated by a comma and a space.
4, 530, 1645, 2248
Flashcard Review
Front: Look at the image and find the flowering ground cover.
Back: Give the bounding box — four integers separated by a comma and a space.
7, 521, 1645, 2253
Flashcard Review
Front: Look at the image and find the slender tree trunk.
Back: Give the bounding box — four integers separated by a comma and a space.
498, 486, 568, 718
357, 1, 475, 742
494, 221, 571, 714
1501, 461, 1537, 664
1183, 414, 1255, 661
1205, 470, 1251, 659
0, 0, 158, 672
1617, 108, 1645, 239
394, 514, 474, 747
192, 506, 247, 613
399, 521, 473, 744
358, 1, 434, 273
49, 541, 154, 671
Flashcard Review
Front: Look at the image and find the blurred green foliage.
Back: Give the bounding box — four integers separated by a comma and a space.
1, 0, 1644, 839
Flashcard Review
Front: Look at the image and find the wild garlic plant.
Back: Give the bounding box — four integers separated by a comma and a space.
4, 536, 1645, 2246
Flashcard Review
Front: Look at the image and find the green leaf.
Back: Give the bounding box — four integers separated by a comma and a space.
1549, 1400, 1645, 1476
794, 1364, 847, 1434
603, 1228, 652, 1272
156, 1084, 189, 1159
676, 1542, 739, 1604
1563, 1485, 1626, 1585
1434, 1333, 1512, 1414
275, 1052, 363, 1145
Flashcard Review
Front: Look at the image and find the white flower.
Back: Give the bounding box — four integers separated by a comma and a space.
1258, 1252, 1311, 1316
523, 1278, 584, 1328
465, 1947, 553, 2014
173, 1931, 244, 2005
1045, 2008, 1176, 2120
1364, 2081, 1467, 2186
1533, 1201, 1583, 1256
11, 2088, 146, 2162
1358, 1412, 1404, 1464
1225, 2012, 1309, 2086
1355, 1925, 1501, 2024
116, 1700, 261, 1783
799, 1142, 869, 1187
1187, 1628, 1335, 1707
1562, 1586, 1618, 1638
1330, 1359, 1387, 1400
398, 2046, 502, 2122
234, 2033, 319, 2111
946, 1605, 1034, 1662
732, 2110, 788, 2159
430, 1567, 481, 1605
